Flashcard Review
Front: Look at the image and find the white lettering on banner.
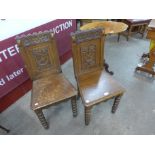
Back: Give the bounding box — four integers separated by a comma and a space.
0, 78, 5, 86
6, 68, 24, 81
0, 50, 8, 62
55, 26, 60, 33
0, 44, 19, 63
0, 68, 24, 87
8, 46, 16, 56
52, 20, 73, 34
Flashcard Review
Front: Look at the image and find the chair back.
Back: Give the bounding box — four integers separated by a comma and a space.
71, 28, 104, 79
16, 31, 61, 80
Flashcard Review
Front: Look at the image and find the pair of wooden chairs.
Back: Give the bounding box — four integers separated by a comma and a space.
16, 28, 125, 129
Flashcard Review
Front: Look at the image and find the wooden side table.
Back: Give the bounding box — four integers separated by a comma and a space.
80, 21, 128, 35
118, 19, 151, 41
135, 19, 155, 76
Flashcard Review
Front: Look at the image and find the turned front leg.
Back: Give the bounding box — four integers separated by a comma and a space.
85, 106, 92, 125
71, 96, 78, 117
112, 94, 123, 113
34, 109, 49, 129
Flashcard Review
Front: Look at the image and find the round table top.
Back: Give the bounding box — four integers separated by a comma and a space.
80, 21, 128, 35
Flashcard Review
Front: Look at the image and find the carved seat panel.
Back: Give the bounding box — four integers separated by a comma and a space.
32, 73, 77, 110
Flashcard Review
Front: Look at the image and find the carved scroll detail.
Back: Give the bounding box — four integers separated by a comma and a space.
16, 31, 53, 47
71, 28, 103, 43
24, 34, 50, 46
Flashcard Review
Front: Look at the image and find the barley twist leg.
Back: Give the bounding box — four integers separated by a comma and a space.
112, 94, 123, 113
85, 107, 91, 125
71, 96, 78, 117
34, 109, 49, 129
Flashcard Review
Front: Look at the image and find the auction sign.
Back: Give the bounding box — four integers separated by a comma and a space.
0, 19, 76, 99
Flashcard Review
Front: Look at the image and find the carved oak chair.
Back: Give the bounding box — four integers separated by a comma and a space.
71, 28, 125, 125
16, 31, 77, 129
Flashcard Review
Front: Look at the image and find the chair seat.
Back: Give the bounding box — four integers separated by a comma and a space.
125, 19, 151, 25
31, 73, 77, 110
78, 70, 125, 106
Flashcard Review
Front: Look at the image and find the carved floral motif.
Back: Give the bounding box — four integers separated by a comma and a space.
32, 47, 52, 70
80, 44, 97, 70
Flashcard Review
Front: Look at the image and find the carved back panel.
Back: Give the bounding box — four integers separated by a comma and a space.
71, 28, 104, 79
16, 31, 61, 80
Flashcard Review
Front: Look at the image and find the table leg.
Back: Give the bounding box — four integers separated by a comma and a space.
117, 33, 121, 42
104, 62, 114, 75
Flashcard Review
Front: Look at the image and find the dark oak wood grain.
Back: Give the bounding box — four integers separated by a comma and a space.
16, 31, 77, 129
71, 28, 125, 125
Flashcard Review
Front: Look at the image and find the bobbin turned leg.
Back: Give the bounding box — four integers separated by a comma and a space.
34, 109, 49, 129
112, 94, 123, 113
77, 86, 80, 99
71, 96, 78, 117
85, 106, 91, 125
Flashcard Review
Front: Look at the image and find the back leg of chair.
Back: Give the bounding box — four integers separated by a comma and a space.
71, 96, 78, 117
77, 86, 80, 100
111, 94, 123, 113
34, 109, 49, 129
